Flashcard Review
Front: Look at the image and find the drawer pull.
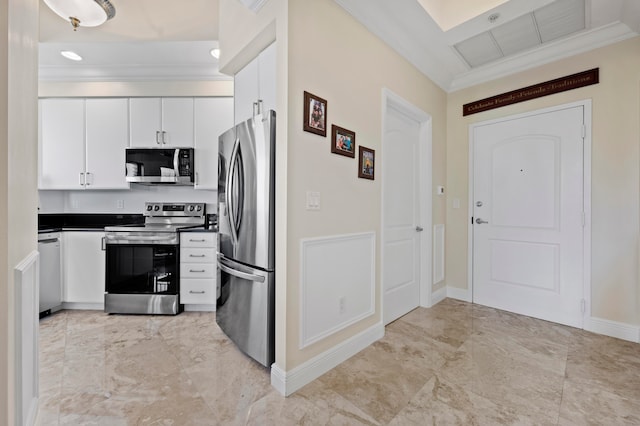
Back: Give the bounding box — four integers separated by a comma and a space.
189, 254, 206, 258
189, 269, 206, 273
189, 290, 206, 294
189, 239, 206, 243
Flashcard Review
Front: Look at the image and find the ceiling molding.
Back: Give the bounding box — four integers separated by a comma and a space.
38, 64, 233, 82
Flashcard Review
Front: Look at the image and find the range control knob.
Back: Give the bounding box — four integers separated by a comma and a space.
146, 205, 153, 211
189, 205, 195, 212
196, 205, 202, 211
154, 205, 160, 211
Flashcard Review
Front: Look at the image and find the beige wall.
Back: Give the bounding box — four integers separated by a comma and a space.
218, 0, 447, 371
286, 0, 446, 369
446, 36, 640, 325
1, 0, 40, 424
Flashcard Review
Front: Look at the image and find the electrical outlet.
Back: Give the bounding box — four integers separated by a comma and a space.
116, 199, 124, 209
71, 199, 78, 209
306, 191, 321, 211
339, 296, 346, 314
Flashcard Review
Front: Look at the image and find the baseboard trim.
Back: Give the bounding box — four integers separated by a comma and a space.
584, 316, 640, 343
431, 286, 447, 306
446, 286, 472, 302
184, 304, 216, 312
271, 321, 384, 396
61, 302, 104, 311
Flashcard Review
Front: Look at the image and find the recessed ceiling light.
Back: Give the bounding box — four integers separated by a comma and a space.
60, 50, 83, 61
488, 13, 501, 23
210, 48, 220, 59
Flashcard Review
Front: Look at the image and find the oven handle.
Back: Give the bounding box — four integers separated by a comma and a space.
218, 256, 265, 283
105, 234, 177, 242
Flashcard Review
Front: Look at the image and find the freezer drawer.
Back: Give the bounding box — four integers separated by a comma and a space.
216, 255, 274, 367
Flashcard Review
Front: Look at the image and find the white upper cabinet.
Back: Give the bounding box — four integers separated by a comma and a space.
39, 99, 86, 189
194, 97, 234, 190
234, 42, 276, 125
39, 98, 129, 190
130, 97, 194, 147
85, 99, 129, 189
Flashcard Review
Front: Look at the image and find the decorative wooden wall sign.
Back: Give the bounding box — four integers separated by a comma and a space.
463, 68, 599, 116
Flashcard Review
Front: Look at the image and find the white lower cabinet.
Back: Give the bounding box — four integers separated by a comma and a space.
62, 231, 105, 308
180, 232, 217, 310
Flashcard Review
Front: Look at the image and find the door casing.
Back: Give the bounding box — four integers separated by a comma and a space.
381, 88, 434, 325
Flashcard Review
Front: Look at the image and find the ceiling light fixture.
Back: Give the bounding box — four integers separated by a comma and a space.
488, 13, 501, 24
210, 48, 221, 59
44, 0, 116, 31
60, 50, 83, 61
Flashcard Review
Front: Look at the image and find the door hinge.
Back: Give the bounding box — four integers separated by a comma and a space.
471, 216, 474, 225
580, 299, 586, 314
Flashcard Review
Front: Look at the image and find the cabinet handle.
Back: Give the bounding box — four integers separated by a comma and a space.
162, 131, 167, 144
156, 131, 161, 144
189, 254, 206, 258
189, 290, 206, 294
101, 237, 106, 251
252, 102, 258, 117
85, 172, 92, 186
79, 172, 85, 186
257, 99, 263, 115
189, 269, 206, 273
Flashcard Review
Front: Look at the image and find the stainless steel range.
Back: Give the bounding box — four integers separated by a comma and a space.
104, 202, 206, 315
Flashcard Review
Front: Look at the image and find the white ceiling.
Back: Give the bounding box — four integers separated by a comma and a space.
334, 0, 640, 91
38, 0, 640, 89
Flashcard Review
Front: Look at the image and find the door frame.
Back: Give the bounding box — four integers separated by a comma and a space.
467, 100, 592, 326
381, 88, 434, 323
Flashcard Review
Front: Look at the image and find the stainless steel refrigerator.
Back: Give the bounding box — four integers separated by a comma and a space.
217, 110, 276, 367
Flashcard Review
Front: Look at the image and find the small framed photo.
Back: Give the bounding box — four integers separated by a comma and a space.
331, 125, 356, 158
358, 146, 375, 180
303, 91, 327, 137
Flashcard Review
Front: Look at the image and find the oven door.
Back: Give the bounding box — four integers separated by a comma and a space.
105, 243, 181, 314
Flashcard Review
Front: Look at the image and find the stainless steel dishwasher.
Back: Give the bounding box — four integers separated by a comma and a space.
38, 232, 62, 317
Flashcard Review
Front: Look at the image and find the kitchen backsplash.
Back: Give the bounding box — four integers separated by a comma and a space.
38, 186, 217, 214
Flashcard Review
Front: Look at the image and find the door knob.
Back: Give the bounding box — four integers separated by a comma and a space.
475, 218, 489, 225
416, 226, 424, 232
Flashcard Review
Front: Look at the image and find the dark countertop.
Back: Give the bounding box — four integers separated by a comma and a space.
38, 213, 144, 233
178, 225, 218, 233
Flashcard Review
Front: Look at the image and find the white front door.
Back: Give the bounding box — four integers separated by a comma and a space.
472, 105, 585, 327
383, 106, 422, 324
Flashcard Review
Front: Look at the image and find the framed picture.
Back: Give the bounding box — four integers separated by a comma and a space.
303, 91, 327, 137
358, 146, 375, 180
331, 125, 356, 158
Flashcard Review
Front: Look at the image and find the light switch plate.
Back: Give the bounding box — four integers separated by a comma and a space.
306, 191, 321, 210
437, 186, 445, 195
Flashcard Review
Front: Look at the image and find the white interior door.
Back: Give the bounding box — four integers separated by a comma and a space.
472, 106, 585, 327
383, 106, 422, 324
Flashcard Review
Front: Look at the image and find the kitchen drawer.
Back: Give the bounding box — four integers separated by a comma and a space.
181, 263, 215, 279
180, 248, 215, 263
180, 233, 215, 248
180, 279, 216, 305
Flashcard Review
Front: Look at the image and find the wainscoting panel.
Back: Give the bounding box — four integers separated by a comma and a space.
433, 224, 445, 285
300, 232, 376, 349
14, 251, 39, 426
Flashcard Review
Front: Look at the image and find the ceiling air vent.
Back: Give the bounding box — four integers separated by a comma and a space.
454, 0, 586, 68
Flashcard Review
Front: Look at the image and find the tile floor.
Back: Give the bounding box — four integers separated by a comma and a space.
37, 299, 640, 425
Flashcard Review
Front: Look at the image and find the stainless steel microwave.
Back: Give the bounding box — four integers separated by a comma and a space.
125, 148, 194, 185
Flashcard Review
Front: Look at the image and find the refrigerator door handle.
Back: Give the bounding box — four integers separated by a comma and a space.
226, 138, 241, 246
218, 258, 266, 283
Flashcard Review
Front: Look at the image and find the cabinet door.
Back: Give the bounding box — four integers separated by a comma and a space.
85, 99, 130, 189
63, 232, 105, 305
234, 56, 260, 125
162, 98, 194, 147
194, 97, 233, 189
130, 98, 162, 147
39, 99, 86, 189
258, 42, 277, 116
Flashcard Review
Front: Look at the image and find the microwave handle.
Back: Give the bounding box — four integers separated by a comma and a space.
173, 149, 180, 175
